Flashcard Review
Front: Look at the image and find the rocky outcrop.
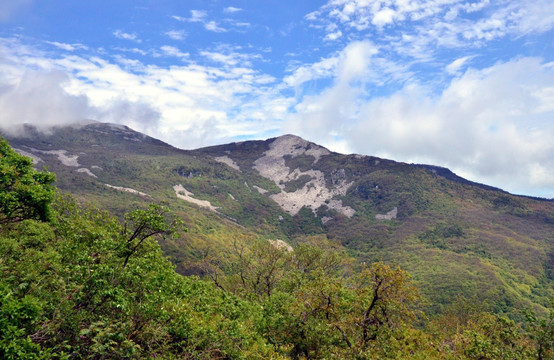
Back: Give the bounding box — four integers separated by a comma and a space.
253, 135, 354, 217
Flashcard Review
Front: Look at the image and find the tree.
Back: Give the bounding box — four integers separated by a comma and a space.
524, 299, 554, 360
0, 137, 56, 225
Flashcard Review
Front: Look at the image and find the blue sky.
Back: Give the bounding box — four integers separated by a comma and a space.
1, 0, 554, 198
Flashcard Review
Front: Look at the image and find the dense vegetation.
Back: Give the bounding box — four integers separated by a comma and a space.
1, 136, 553, 358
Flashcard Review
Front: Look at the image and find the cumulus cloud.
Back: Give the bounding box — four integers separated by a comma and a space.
285, 51, 554, 197
284, 41, 380, 139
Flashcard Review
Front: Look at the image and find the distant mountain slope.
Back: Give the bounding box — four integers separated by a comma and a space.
4, 122, 553, 317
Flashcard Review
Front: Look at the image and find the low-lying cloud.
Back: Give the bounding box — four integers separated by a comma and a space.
0, 38, 286, 149
0, 70, 91, 136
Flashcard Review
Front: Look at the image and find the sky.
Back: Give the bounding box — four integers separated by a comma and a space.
0, 0, 553, 198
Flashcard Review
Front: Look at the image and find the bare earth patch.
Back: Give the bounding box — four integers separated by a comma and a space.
253, 185, 268, 194
268, 239, 293, 252
375, 207, 398, 220
105, 184, 150, 198
214, 156, 241, 171
77, 168, 97, 178
253, 135, 355, 217
14, 148, 43, 164
28, 148, 80, 167
173, 184, 220, 212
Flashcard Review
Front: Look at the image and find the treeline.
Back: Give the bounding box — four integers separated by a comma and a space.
0, 137, 552, 359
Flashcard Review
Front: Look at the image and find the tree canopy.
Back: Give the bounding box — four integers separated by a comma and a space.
0, 137, 55, 225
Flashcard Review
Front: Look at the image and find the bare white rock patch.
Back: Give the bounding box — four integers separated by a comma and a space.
375, 207, 398, 221
253, 185, 268, 194
268, 239, 293, 252
14, 148, 43, 164
105, 184, 150, 198
173, 184, 219, 212
77, 168, 97, 178
214, 156, 240, 171
29, 148, 80, 167
91, 165, 103, 170
253, 135, 354, 217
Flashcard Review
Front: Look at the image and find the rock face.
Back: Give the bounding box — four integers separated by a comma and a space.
173, 184, 220, 212
28, 148, 80, 167
375, 207, 398, 220
253, 135, 355, 217
105, 184, 150, 198
214, 156, 241, 171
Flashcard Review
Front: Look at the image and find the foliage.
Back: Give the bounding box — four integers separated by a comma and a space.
0, 196, 281, 358
523, 299, 554, 360
0, 136, 56, 225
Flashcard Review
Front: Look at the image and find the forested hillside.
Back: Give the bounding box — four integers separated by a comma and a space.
1, 135, 553, 358
5, 123, 554, 321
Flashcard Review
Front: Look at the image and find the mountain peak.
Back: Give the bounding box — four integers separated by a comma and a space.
268, 134, 331, 162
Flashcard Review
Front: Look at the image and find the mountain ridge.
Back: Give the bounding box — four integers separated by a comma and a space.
3, 122, 553, 317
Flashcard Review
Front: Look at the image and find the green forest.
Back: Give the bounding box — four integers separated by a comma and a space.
1, 136, 553, 359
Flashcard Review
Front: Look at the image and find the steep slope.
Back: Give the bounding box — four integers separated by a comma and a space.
4, 123, 553, 316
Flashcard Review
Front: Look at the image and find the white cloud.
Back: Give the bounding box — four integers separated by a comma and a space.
45, 41, 87, 51
204, 21, 227, 32
224, 6, 242, 14
0, 38, 289, 149
505, 0, 554, 35
200, 47, 263, 68
324, 30, 343, 41
190, 10, 207, 22
372, 7, 397, 27
310, 0, 554, 63
165, 30, 187, 40
0, 70, 91, 135
160, 45, 189, 59
446, 55, 474, 74
173, 10, 207, 24
113, 30, 141, 42
284, 55, 339, 87
173, 9, 229, 33
172, 15, 186, 22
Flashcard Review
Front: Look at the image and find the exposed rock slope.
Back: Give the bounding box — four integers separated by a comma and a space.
253, 135, 354, 217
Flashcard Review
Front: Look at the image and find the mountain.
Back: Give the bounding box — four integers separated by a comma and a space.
4, 122, 553, 316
